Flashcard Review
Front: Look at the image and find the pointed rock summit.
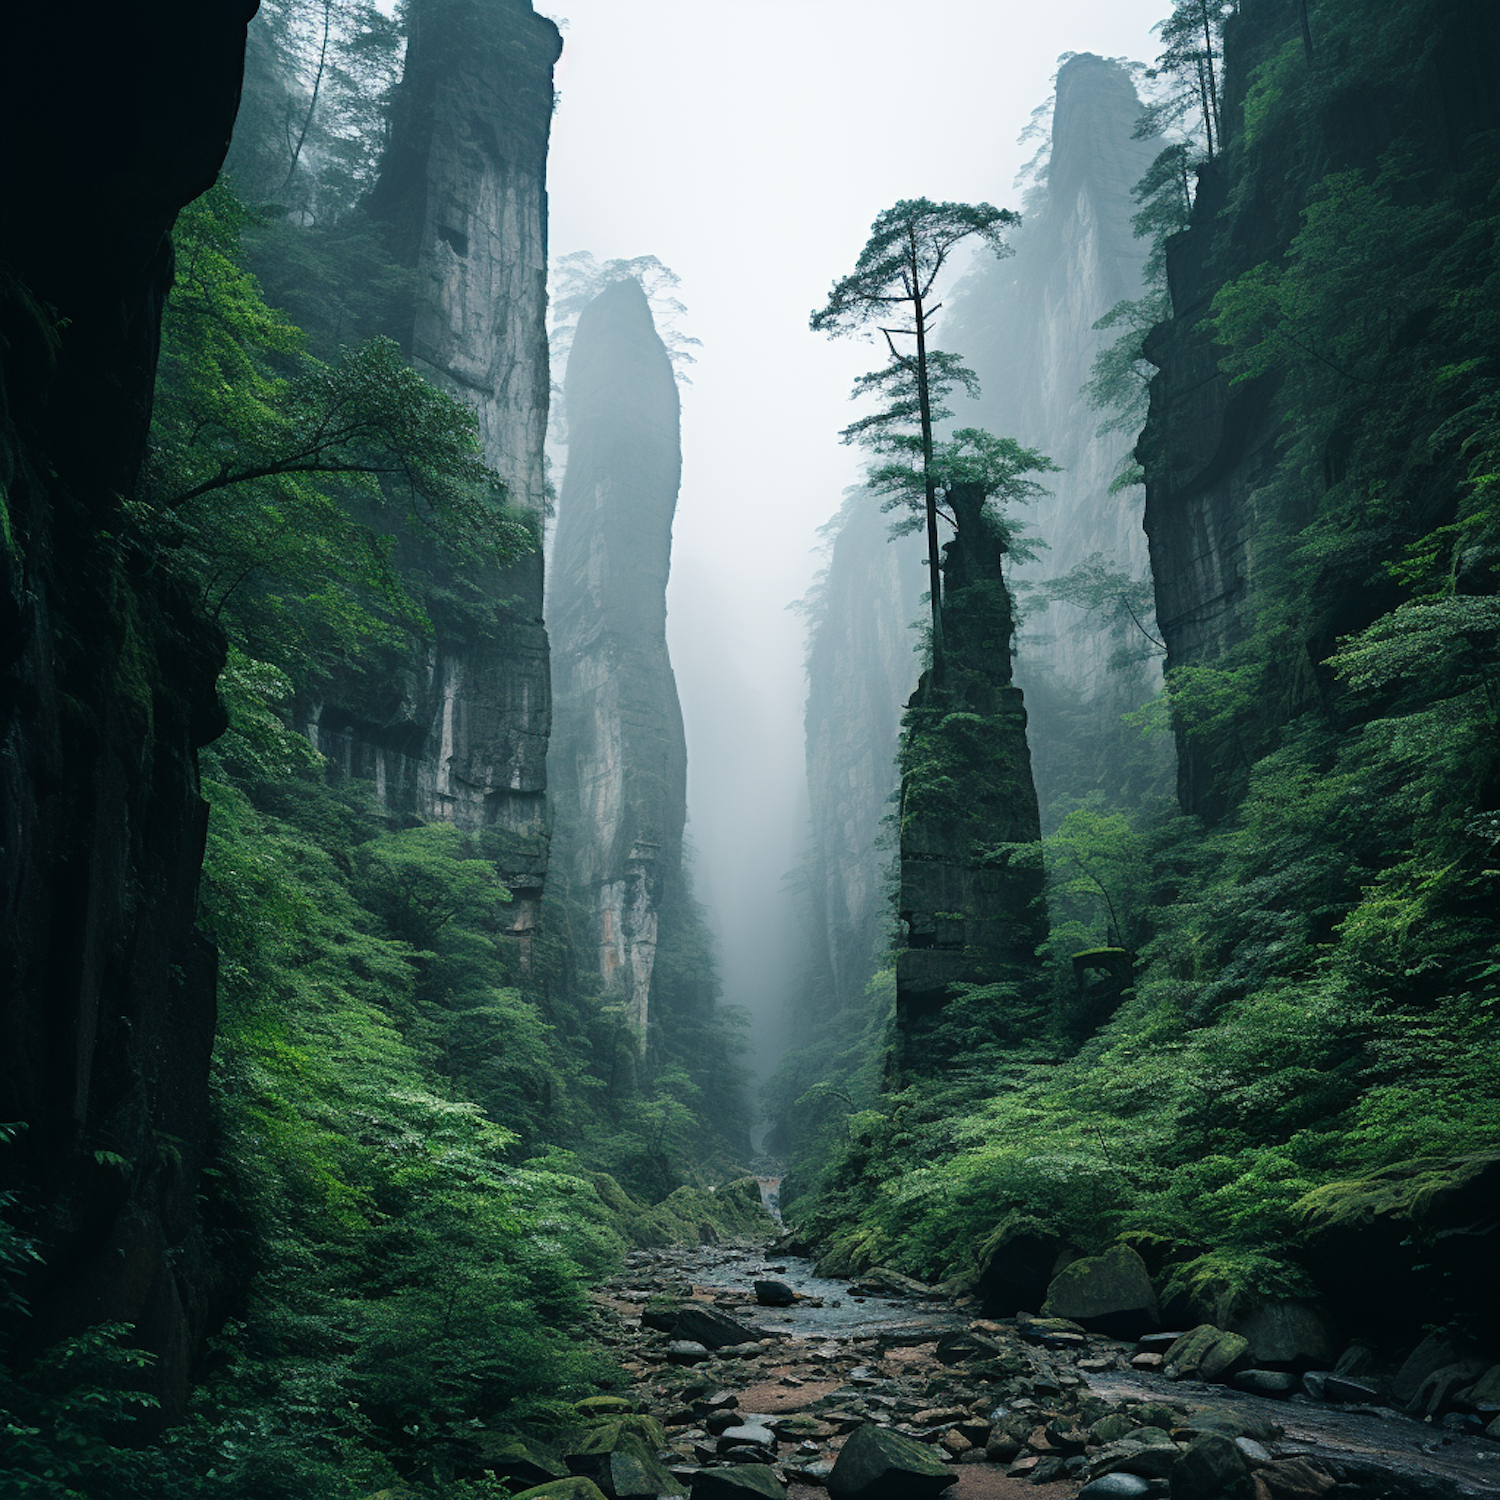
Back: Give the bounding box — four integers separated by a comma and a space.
551, 278, 688, 1032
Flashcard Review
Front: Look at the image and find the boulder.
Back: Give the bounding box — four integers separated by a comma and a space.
514, 1484, 611, 1500
675, 1306, 764, 1350
1138, 1332, 1186, 1355
1235, 1438, 1273, 1467
1078, 1478, 1153, 1499
1234, 1370, 1298, 1397
1133, 1404, 1179, 1432
693, 1390, 739, 1414
1230, 1302, 1339, 1370
1163, 1325, 1251, 1383
1088, 1415, 1137, 1445
754, 1279, 797, 1307
769, 1416, 836, 1440
716, 1424, 775, 1453
667, 1341, 711, 1365
691, 1466, 785, 1500
1408, 1360, 1491, 1418
1391, 1332, 1466, 1403
827, 1422, 958, 1500
1254, 1458, 1336, 1499
643, 1305, 681, 1333
1087, 1435, 1181, 1482
1458, 1362, 1500, 1410
848, 1267, 944, 1299
584, 1417, 667, 1450
576, 1396, 639, 1420
1298, 1155, 1500, 1347
1321, 1375, 1379, 1404
1016, 1312, 1088, 1349
481, 1435, 570, 1487
1042, 1245, 1160, 1338
565, 1429, 687, 1500
1169, 1433, 1252, 1500
933, 1330, 1003, 1365
1332, 1343, 1380, 1379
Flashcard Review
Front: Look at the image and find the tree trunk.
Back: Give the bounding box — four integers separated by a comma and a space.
910, 236, 945, 680
282, 0, 333, 195
1199, 0, 1222, 150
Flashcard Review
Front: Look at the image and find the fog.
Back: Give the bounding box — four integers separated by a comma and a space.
545, 0, 1168, 1121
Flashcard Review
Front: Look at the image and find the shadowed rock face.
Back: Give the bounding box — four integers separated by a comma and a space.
1138, 0, 1500, 819
308, 0, 561, 932
943, 53, 1168, 819
550, 279, 687, 1031
0, 3, 255, 1416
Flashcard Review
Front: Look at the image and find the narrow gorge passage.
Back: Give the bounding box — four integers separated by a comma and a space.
4, 0, 1499, 1495
586, 1237, 1500, 1500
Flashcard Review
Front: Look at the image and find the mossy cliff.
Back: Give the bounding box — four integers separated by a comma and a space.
1140, 0, 1500, 818
303, 0, 563, 939
894, 484, 1049, 1074
0, 6, 255, 1415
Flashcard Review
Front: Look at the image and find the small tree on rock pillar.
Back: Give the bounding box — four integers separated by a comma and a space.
810, 199, 1017, 679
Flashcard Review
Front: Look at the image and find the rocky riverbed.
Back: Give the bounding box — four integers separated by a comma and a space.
547, 1240, 1500, 1500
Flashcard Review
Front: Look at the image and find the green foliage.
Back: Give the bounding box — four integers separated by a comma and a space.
871, 429, 1056, 561
230, 0, 403, 219
0, 1325, 159, 1498
811, 199, 1023, 661
809, 200, 1017, 340
140, 181, 534, 681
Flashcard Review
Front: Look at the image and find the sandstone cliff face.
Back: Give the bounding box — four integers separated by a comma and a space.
0, 5, 253, 1414
550, 280, 687, 1032
799, 492, 924, 1019
944, 54, 1168, 817
308, 0, 561, 928
895, 488, 1048, 1071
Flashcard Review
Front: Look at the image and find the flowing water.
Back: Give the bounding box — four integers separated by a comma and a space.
637, 1241, 1500, 1498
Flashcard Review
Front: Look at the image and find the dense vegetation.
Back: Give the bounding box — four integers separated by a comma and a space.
775, 0, 1500, 1353
5, 0, 1498, 1493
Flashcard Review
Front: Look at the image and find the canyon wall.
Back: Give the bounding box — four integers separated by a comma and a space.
0, 5, 254, 1414
550, 279, 687, 1033
944, 53, 1168, 821
308, 0, 562, 932
1139, 0, 1500, 818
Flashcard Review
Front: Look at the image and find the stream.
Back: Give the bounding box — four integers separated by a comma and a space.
589, 1239, 1500, 1500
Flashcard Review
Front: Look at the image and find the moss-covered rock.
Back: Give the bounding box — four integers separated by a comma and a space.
1042, 1244, 1160, 1337
514, 1481, 611, 1500
827, 1422, 958, 1500
1163, 1325, 1251, 1383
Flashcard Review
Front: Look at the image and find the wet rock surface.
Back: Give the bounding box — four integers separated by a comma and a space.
577, 1243, 1500, 1500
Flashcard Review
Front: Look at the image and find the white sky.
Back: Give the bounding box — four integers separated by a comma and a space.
544, 0, 1169, 1096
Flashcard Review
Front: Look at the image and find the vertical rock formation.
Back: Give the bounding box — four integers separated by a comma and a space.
943, 54, 1169, 819
0, 4, 254, 1414
895, 488, 1048, 1071
1138, 0, 1500, 819
309, 0, 562, 931
798, 490, 924, 1023
550, 279, 687, 1032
